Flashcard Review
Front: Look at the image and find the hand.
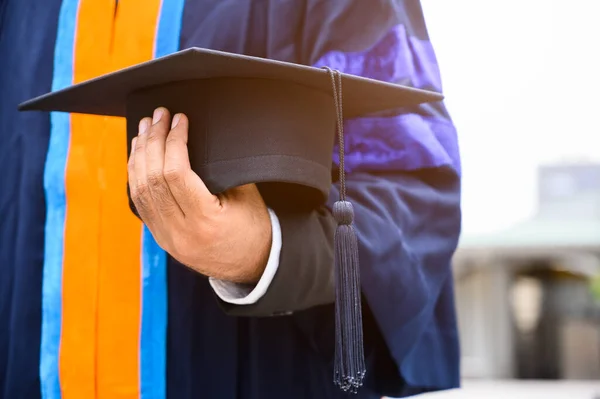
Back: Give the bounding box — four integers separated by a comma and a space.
127, 107, 272, 284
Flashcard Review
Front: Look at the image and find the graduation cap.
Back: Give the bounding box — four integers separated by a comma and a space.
19, 47, 443, 393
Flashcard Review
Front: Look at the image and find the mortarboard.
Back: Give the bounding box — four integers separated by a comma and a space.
19, 47, 443, 393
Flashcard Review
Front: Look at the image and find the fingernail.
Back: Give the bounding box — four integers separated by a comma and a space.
152, 108, 164, 124
139, 118, 150, 135
171, 114, 181, 129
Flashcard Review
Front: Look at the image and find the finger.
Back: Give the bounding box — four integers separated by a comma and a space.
145, 107, 183, 218
127, 136, 138, 197
131, 117, 156, 223
163, 113, 217, 211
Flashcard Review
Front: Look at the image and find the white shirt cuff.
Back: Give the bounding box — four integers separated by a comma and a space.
209, 208, 282, 305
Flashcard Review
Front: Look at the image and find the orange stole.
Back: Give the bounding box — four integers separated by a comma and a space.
97, 1, 162, 397
60, 1, 116, 397
59, 0, 162, 398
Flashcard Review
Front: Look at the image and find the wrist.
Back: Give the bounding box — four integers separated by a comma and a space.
175, 195, 273, 284
236, 209, 272, 284
216, 206, 272, 285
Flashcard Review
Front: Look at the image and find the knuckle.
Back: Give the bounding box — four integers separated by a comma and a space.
163, 167, 183, 184
146, 170, 164, 188
165, 136, 181, 147
145, 131, 161, 145
128, 155, 136, 171
135, 181, 150, 198
131, 191, 145, 210
154, 187, 174, 208
131, 195, 143, 211
134, 141, 145, 153
133, 193, 153, 218
157, 203, 177, 218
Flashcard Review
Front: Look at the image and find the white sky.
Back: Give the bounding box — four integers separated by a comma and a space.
421, 0, 600, 235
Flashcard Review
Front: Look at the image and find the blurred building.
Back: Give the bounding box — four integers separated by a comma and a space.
453, 163, 600, 380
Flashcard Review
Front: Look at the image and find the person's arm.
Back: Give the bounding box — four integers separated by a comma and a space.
207, 208, 283, 306
212, 188, 337, 316
219, 166, 460, 317
216, 167, 461, 396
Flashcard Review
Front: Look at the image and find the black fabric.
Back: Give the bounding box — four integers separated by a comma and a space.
168, 169, 461, 398
0, 0, 60, 397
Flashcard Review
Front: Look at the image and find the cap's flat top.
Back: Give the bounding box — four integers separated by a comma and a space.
18, 47, 443, 118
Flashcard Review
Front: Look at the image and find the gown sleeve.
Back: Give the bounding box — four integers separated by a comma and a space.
293, 168, 461, 397
218, 167, 461, 396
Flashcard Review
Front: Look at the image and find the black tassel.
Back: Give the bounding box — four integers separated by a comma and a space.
333, 201, 365, 393
323, 67, 366, 393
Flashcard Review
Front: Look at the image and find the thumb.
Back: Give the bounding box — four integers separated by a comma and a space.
218, 183, 266, 209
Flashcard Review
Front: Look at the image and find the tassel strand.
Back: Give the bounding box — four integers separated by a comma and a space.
323, 67, 366, 393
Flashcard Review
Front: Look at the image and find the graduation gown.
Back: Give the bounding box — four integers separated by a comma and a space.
0, 1, 461, 398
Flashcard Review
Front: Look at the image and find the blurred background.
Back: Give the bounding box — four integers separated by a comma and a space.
418, 0, 600, 397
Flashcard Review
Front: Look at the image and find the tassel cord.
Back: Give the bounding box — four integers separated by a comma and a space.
323, 67, 366, 393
